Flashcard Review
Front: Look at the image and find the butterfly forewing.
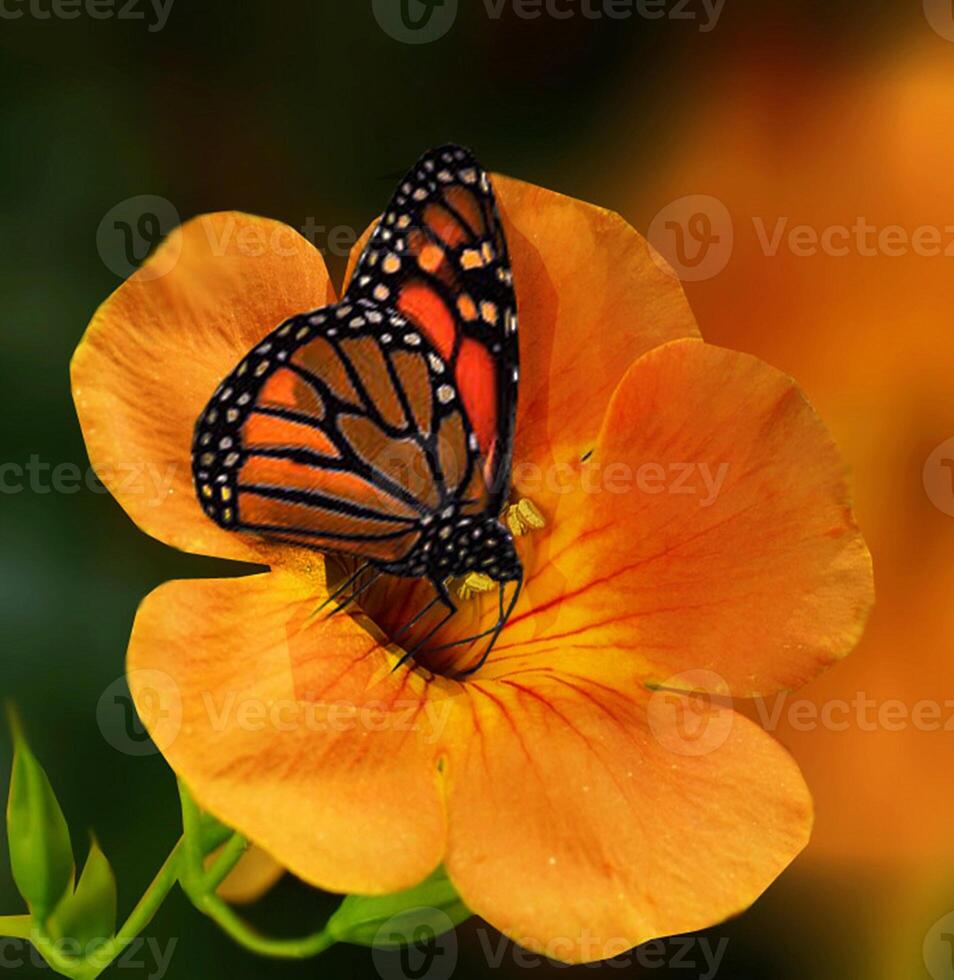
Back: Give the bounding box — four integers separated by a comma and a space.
192, 144, 518, 575
345, 144, 518, 511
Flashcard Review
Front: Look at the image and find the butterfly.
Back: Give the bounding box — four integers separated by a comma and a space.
191, 144, 521, 673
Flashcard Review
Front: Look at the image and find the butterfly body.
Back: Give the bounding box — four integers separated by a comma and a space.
192, 144, 522, 668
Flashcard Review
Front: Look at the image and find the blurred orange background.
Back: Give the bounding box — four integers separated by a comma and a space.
620, 26, 954, 978
3, 3, 954, 977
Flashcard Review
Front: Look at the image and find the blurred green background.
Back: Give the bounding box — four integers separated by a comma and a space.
2, 1, 953, 977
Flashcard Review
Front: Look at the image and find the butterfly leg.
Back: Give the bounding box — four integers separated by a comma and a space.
422, 577, 523, 677
392, 579, 457, 673
392, 591, 444, 643
315, 561, 371, 615
325, 566, 385, 620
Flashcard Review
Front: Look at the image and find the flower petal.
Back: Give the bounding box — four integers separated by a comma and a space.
443, 674, 812, 963
127, 570, 449, 894
491, 175, 700, 478
489, 338, 873, 696
72, 212, 337, 561
343, 174, 700, 515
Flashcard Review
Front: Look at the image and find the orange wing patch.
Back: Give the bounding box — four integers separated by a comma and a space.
257, 368, 325, 419
456, 338, 497, 465
391, 350, 434, 437
238, 455, 419, 520
338, 336, 406, 428
338, 415, 439, 510
397, 283, 455, 359
443, 185, 487, 237
239, 493, 419, 562
244, 413, 338, 459
292, 337, 360, 407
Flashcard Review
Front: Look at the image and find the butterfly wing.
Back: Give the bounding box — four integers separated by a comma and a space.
345, 144, 518, 514
192, 305, 490, 565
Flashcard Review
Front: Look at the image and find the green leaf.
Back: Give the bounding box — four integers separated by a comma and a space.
47, 836, 117, 951
5, 704, 74, 920
327, 867, 471, 948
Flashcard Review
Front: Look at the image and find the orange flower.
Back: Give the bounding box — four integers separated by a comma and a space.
71, 173, 873, 963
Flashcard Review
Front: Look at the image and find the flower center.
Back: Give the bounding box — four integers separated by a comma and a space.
327, 498, 545, 679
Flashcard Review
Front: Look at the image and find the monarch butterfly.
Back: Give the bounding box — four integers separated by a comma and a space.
191, 144, 521, 673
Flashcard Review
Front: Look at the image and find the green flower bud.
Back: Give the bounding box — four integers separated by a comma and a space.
5, 705, 74, 921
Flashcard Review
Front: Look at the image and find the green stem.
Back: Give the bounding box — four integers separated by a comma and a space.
203, 833, 249, 892
108, 838, 184, 950
175, 780, 340, 960
196, 894, 334, 959
176, 778, 205, 885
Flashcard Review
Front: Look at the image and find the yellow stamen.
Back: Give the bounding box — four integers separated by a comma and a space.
457, 572, 496, 600
505, 497, 546, 537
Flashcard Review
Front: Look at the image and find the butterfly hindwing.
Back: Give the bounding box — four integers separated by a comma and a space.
345, 144, 518, 513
